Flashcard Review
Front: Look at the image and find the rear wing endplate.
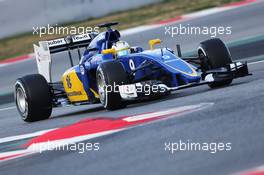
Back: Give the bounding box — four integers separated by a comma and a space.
33, 32, 97, 82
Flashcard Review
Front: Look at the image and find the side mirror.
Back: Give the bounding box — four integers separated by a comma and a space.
149, 39, 161, 50
102, 48, 116, 55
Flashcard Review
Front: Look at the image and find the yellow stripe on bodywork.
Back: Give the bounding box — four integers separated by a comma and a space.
62, 68, 88, 102
165, 60, 198, 77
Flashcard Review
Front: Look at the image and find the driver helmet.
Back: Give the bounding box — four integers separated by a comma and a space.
112, 41, 130, 56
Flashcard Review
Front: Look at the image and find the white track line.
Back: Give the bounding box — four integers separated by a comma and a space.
27, 129, 124, 153
122, 0, 259, 35
0, 149, 36, 162
0, 104, 208, 144
248, 59, 264, 65
123, 103, 210, 122
0, 103, 213, 162
0, 63, 8, 67
233, 165, 264, 175
0, 129, 124, 162
0, 129, 56, 144
0, 106, 16, 111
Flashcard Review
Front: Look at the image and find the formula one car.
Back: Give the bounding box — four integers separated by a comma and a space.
15, 22, 250, 122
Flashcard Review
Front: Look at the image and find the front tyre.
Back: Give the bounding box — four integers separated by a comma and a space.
96, 61, 128, 110
198, 38, 233, 88
15, 74, 52, 122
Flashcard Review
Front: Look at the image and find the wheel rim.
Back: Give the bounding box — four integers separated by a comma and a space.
16, 87, 27, 114
97, 73, 106, 104
199, 50, 212, 70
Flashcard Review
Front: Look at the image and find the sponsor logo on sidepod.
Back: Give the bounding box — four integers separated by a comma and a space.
47, 39, 65, 47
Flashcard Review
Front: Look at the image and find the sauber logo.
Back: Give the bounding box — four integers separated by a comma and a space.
47, 39, 66, 47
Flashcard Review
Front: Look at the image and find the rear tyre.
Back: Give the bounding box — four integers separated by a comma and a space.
198, 38, 233, 88
15, 74, 52, 122
96, 61, 129, 110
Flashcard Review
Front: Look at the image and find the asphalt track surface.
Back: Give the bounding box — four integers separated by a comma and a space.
0, 1, 264, 175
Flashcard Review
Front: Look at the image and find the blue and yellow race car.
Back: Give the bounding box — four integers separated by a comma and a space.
15, 22, 250, 122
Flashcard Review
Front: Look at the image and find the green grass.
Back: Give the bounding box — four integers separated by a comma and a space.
0, 0, 242, 60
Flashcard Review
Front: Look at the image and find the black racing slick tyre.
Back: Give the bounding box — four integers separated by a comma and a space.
198, 38, 233, 88
96, 61, 129, 110
15, 74, 52, 122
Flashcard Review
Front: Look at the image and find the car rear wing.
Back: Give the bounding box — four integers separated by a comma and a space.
33, 32, 97, 82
